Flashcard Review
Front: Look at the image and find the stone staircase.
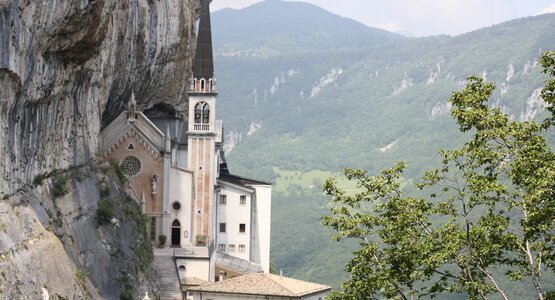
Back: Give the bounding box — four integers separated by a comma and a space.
154, 252, 183, 300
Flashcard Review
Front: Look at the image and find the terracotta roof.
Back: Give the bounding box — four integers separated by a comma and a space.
188, 273, 331, 297
182, 277, 209, 286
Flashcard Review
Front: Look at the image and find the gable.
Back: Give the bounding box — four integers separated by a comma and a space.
100, 111, 165, 160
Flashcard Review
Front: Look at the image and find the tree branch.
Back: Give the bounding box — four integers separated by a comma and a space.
476, 263, 509, 300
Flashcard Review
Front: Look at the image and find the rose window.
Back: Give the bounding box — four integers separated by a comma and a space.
120, 156, 141, 177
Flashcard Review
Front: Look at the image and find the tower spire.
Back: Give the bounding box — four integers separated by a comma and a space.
193, 0, 214, 80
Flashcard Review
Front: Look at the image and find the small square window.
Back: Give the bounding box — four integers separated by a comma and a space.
219, 223, 226, 233
218, 244, 226, 251
220, 195, 227, 205
240, 195, 246, 205
239, 223, 246, 233
238, 244, 245, 252
229, 244, 235, 252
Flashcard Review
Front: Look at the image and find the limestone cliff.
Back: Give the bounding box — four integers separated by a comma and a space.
1, 0, 197, 195
0, 0, 198, 298
1, 167, 156, 299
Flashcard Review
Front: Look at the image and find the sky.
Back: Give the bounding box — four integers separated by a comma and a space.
211, 0, 555, 37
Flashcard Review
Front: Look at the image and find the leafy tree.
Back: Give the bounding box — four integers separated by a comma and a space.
323, 51, 555, 300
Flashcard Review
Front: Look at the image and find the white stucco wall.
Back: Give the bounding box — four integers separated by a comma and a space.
176, 147, 189, 169
168, 166, 194, 246
176, 258, 211, 282
216, 182, 253, 262
302, 292, 330, 300
249, 185, 272, 273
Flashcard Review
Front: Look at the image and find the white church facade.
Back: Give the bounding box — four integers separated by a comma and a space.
98, 0, 271, 285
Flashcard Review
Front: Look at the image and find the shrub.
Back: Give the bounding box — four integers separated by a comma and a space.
72, 170, 85, 182
33, 173, 47, 186
109, 159, 126, 183
97, 200, 113, 225
51, 175, 69, 198
100, 185, 110, 198
158, 234, 167, 246
120, 285, 134, 300
133, 242, 154, 274
75, 269, 88, 289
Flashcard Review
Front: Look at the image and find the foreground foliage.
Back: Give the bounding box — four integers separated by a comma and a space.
323, 51, 555, 300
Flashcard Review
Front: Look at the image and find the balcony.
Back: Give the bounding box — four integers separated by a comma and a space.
193, 123, 210, 131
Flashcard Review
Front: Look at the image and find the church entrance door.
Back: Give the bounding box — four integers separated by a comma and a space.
171, 220, 181, 247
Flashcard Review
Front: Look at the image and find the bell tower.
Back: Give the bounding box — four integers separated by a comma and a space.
188, 0, 217, 244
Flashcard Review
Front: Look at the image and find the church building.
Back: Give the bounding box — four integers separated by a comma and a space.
99, 0, 271, 285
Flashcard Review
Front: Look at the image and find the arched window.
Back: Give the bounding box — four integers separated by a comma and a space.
194, 102, 210, 124
200, 79, 206, 91
195, 102, 202, 123
208, 79, 214, 92
202, 104, 210, 124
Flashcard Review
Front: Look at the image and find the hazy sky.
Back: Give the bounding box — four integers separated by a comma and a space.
211, 0, 555, 37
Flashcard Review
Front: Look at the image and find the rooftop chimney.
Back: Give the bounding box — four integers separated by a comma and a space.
219, 271, 224, 282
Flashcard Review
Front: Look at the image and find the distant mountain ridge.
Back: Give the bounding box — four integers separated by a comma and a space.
212, 0, 404, 55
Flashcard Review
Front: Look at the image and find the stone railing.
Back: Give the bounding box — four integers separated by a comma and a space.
193, 123, 210, 131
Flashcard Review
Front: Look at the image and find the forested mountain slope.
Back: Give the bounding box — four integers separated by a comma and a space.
212, 0, 555, 290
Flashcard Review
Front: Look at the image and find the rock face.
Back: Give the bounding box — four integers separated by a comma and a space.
1, 0, 197, 196
0, 193, 95, 300
0, 168, 156, 299
0, 0, 199, 298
